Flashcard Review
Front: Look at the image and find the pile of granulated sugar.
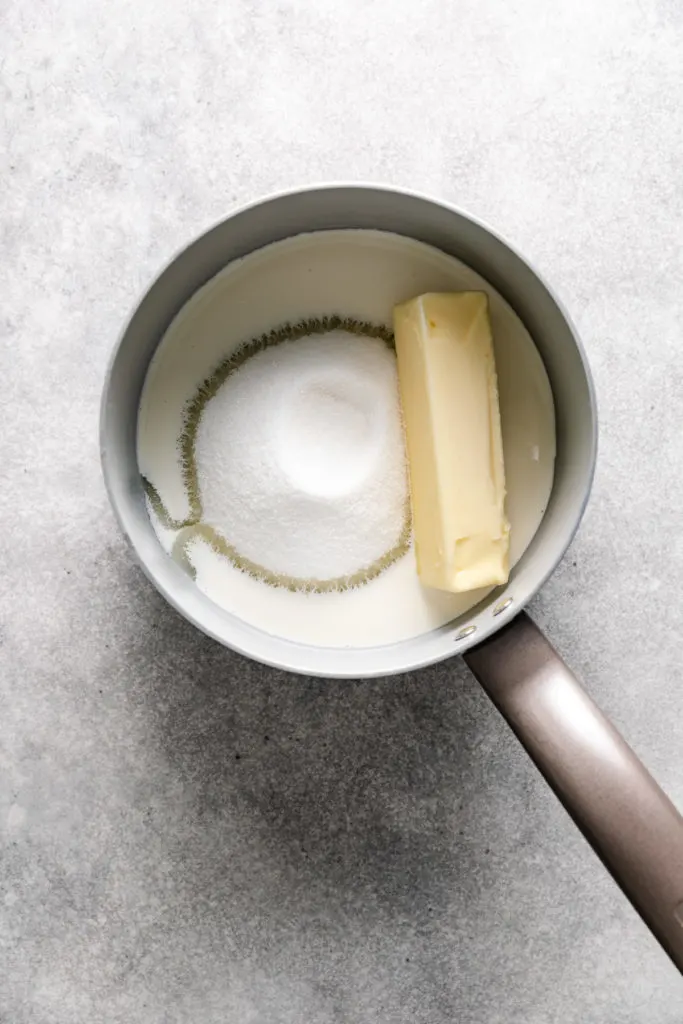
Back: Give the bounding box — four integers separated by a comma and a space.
192, 329, 410, 590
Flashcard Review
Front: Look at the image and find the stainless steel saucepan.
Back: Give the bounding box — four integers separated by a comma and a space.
100, 184, 683, 971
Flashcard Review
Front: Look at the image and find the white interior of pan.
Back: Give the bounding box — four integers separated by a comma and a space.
137, 229, 556, 652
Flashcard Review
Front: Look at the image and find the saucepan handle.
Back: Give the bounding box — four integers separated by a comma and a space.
463, 612, 683, 972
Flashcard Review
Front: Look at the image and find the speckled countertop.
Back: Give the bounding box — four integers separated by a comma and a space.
2, 0, 683, 1020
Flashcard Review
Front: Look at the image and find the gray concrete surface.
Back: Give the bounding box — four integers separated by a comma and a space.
2, 0, 683, 1019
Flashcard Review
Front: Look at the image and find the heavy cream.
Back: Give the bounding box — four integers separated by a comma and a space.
137, 230, 556, 649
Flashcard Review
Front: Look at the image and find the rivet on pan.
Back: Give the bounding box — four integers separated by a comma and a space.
493, 597, 513, 617
454, 625, 477, 642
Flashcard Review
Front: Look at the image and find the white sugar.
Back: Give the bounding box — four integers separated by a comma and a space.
195, 330, 409, 583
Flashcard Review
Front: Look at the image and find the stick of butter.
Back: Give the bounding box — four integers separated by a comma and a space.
393, 292, 510, 593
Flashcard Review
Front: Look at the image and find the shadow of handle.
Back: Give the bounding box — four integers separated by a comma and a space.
464, 612, 683, 973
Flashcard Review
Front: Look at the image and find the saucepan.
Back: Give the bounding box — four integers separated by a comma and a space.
100, 184, 683, 971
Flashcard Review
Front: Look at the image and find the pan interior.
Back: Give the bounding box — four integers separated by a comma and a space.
137, 229, 556, 649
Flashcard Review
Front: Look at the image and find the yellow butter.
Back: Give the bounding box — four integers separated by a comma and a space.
393, 292, 510, 593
